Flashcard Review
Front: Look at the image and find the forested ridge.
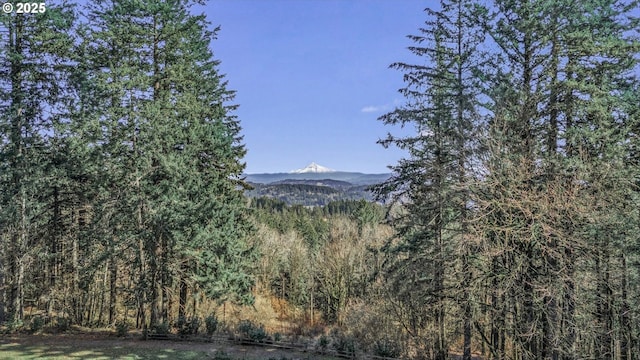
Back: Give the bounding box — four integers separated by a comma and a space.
246, 182, 376, 206
1, 1, 640, 360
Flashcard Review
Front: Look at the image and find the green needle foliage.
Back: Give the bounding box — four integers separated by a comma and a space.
374, 0, 483, 358
1, 0, 255, 330
378, 0, 640, 359
0, 1, 77, 325
81, 0, 256, 328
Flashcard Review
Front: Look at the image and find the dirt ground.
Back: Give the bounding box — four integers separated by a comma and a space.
0, 333, 335, 359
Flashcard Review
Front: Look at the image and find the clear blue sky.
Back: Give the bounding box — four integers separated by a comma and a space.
199, 1, 426, 173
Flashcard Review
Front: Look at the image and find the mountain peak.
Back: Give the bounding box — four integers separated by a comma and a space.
290, 162, 336, 174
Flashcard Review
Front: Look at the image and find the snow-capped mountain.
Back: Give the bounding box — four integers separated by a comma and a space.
244, 164, 390, 186
289, 162, 336, 174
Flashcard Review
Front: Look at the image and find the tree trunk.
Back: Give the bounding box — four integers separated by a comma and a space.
562, 247, 576, 360
137, 236, 146, 330
150, 270, 159, 328
179, 273, 188, 320
543, 295, 558, 360
0, 254, 5, 323
51, 186, 60, 287
72, 219, 80, 324
98, 263, 108, 326
109, 254, 117, 325
461, 250, 471, 360
595, 245, 613, 360
161, 237, 170, 323
491, 255, 507, 360
7, 14, 26, 326
619, 253, 630, 360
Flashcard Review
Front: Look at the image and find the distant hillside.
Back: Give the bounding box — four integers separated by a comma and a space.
271, 178, 354, 189
244, 171, 391, 186
246, 182, 376, 206
243, 167, 391, 206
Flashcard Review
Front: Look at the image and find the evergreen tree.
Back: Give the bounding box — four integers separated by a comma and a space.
374, 0, 482, 357
0, 1, 77, 325
473, 0, 639, 358
83, 0, 255, 329
380, 0, 638, 358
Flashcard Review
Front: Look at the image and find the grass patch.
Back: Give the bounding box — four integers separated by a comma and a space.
0, 334, 342, 360
0, 341, 207, 360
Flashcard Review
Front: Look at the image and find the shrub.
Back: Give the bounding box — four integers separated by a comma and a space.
205, 314, 218, 335
372, 338, 402, 358
115, 320, 129, 337
316, 334, 330, 353
8, 320, 24, 332
55, 317, 71, 332
237, 320, 268, 342
212, 350, 233, 360
331, 330, 356, 356
151, 322, 170, 335
176, 316, 200, 336
29, 316, 45, 333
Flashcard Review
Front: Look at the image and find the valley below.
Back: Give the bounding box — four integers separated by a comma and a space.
244, 166, 391, 206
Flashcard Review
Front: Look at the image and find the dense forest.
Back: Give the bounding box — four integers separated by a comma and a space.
0, 0, 255, 333
1, 0, 640, 360
246, 182, 375, 206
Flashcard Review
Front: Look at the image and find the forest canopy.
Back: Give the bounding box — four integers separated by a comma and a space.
1, 1, 639, 360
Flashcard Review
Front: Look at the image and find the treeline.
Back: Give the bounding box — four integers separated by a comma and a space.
246, 183, 375, 206
251, 197, 388, 327
0, 0, 254, 330
251, 197, 384, 242
247, 183, 340, 207
374, 0, 640, 359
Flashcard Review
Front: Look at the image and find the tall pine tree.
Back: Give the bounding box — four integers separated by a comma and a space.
374, 0, 482, 357
0, 1, 77, 325
473, 0, 639, 358
82, 0, 255, 329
